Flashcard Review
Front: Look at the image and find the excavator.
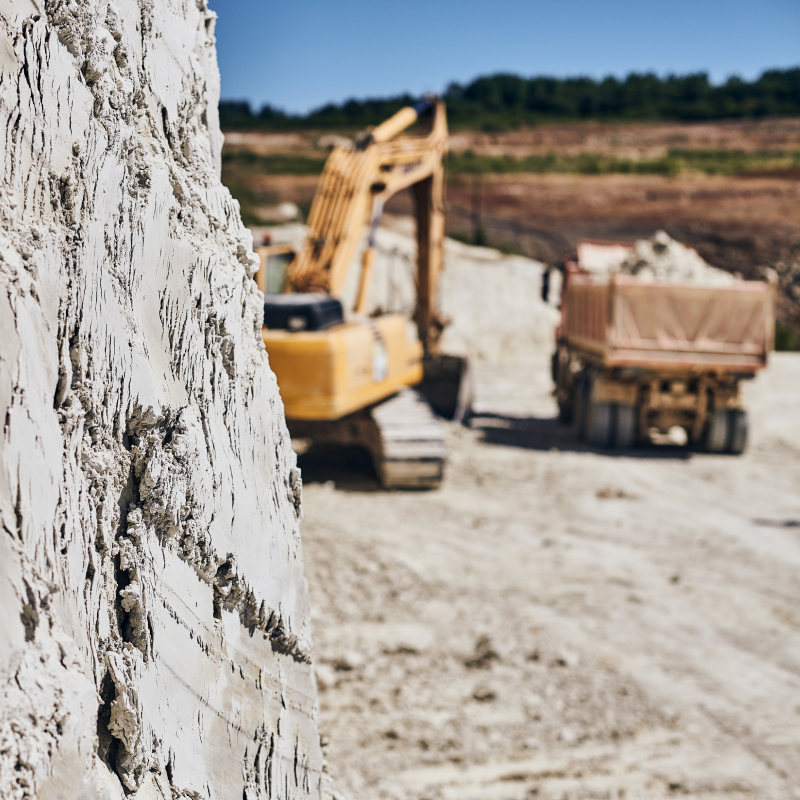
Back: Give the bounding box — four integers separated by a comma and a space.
254, 98, 468, 489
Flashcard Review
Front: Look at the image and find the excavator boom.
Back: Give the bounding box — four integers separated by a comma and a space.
285, 99, 448, 352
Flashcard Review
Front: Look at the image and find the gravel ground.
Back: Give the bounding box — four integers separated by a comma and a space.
300, 351, 800, 800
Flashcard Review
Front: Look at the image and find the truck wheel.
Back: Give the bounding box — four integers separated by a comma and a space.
614, 404, 637, 449
728, 410, 749, 455
705, 409, 729, 453
588, 402, 613, 447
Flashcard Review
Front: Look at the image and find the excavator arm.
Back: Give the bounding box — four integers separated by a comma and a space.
285, 99, 448, 352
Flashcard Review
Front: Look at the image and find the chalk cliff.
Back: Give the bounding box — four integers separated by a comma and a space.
0, 1, 322, 797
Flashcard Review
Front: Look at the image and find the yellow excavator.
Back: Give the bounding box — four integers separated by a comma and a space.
254, 99, 467, 489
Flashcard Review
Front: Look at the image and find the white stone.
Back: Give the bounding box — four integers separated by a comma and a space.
0, 1, 323, 797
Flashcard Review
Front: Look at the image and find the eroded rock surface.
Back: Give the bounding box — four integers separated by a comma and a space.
0, 1, 322, 797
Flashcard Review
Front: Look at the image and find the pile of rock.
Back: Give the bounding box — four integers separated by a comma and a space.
619, 231, 737, 285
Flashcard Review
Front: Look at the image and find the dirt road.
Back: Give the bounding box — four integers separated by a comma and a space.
299, 352, 800, 800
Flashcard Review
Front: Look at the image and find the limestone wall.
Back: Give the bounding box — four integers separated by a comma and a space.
0, 1, 322, 797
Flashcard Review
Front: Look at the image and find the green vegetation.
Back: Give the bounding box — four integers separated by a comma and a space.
220, 68, 800, 131
447, 151, 678, 176
775, 321, 800, 351
220, 152, 324, 225
447, 229, 477, 246
451, 229, 519, 252
449, 227, 490, 247
668, 148, 800, 176
446, 149, 800, 177
221, 148, 800, 180
217, 173, 273, 227
221, 151, 327, 174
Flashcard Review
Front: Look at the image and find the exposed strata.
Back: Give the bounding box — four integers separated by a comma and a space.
0, 1, 323, 798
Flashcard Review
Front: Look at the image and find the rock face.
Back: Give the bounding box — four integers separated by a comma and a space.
0, 1, 322, 798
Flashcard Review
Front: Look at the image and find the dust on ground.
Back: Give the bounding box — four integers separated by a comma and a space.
300, 352, 800, 800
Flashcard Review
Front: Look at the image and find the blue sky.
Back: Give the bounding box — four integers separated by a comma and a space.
211, 0, 800, 114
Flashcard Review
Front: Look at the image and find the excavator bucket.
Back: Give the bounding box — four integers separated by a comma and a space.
418, 354, 472, 423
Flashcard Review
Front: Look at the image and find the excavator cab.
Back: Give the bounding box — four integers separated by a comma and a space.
255, 100, 468, 488
257, 244, 295, 295
262, 294, 344, 333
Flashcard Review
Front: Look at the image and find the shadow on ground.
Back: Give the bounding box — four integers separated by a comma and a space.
296, 444, 381, 491
752, 517, 800, 529
471, 412, 695, 460
296, 413, 701, 491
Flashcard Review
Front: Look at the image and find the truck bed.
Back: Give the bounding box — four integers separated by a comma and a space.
561, 274, 775, 372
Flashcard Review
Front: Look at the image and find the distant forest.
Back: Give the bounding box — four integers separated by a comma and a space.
220, 68, 800, 131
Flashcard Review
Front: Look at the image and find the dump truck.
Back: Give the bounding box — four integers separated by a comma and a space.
255, 99, 469, 488
550, 239, 776, 453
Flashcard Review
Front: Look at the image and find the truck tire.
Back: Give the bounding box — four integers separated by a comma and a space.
614, 404, 637, 449
705, 409, 729, 453
728, 410, 749, 455
588, 401, 613, 447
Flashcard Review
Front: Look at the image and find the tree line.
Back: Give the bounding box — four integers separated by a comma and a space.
220, 68, 800, 131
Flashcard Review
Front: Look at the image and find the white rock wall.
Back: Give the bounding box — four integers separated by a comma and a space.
0, 1, 323, 798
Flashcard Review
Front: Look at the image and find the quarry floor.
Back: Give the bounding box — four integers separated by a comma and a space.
299, 352, 800, 800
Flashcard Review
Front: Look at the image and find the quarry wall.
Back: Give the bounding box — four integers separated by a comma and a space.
0, 1, 322, 798
265, 220, 560, 362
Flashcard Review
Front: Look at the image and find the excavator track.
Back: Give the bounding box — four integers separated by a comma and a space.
369, 389, 446, 490
286, 389, 446, 490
